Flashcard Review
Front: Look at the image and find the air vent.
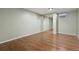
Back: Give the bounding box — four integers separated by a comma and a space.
59, 13, 67, 17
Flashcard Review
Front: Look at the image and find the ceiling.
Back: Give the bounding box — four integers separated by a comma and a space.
24, 8, 76, 18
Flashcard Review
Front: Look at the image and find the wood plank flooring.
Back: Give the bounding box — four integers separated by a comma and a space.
0, 31, 78, 51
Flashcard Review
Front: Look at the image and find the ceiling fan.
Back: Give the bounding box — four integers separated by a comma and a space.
48, 8, 53, 11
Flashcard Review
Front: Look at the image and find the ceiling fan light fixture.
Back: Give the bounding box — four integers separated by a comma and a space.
48, 8, 53, 11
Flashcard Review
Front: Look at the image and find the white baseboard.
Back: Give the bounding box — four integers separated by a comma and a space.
58, 32, 76, 36
0, 31, 42, 44
53, 31, 57, 34
77, 36, 79, 39
1, 31, 78, 44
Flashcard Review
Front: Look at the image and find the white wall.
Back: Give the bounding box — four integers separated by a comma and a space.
58, 10, 77, 36
0, 8, 50, 42
43, 17, 50, 31
77, 9, 79, 38
53, 13, 58, 34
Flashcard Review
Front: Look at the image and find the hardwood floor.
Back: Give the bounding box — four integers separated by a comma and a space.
0, 31, 78, 51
